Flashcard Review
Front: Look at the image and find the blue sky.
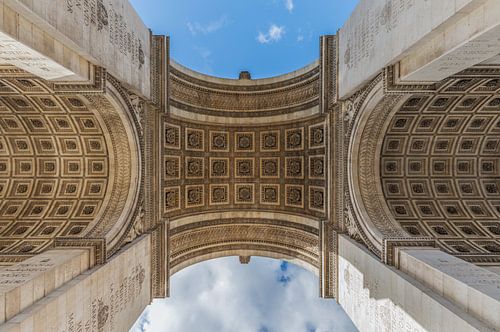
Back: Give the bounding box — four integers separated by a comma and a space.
128, 1, 359, 331
129, 0, 359, 78
131, 257, 357, 332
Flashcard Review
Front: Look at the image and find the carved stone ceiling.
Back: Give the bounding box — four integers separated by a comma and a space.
164, 117, 327, 219
164, 62, 327, 271
165, 63, 327, 221
169, 62, 320, 118
0, 78, 110, 255
0, 67, 138, 261
381, 77, 500, 256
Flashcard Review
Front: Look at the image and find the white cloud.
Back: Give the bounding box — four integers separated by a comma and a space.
193, 46, 211, 59
192, 46, 214, 74
131, 257, 357, 332
257, 25, 285, 44
285, 0, 294, 12
296, 27, 313, 43
187, 16, 229, 35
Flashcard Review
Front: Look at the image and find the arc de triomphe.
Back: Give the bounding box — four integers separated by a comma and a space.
0, 0, 499, 331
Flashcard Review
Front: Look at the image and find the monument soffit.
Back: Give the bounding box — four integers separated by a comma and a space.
346, 66, 500, 265
0, 65, 142, 264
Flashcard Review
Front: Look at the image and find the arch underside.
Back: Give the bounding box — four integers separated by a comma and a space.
164, 61, 327, 274
169, 213, 320, 275
169, 60, 320, 120
164, 61, 327, 220
0, 66, 141, 263
349, 66, 500, 263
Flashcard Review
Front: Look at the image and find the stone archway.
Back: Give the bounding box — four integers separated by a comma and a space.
1, 1, 500, 331
0, 66, 142, 264
169, 212, 321, 276
346, 67, 500, 265
161, 58, 334, 297
379, 75, 500, 262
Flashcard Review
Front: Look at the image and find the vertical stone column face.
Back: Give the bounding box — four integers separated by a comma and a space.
338, 235, 495, 332
318, 35, 338, 299
148, 35, 169, 298
338, 0, 500, 98
344, 66, 500, 266
0, 249, 90, 323
0, 236, 151, 332
0, 0, 151, 97
398, 248, 500, 329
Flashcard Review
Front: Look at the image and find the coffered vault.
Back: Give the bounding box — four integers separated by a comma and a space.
0, 36, 499, 296
346, 67, 500, 266
0, 0, 499, 330
0, 66, 141, 265
163, 39, 336, 298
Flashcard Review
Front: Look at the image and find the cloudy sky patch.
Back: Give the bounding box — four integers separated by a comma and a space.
130, 0, 358, 78
187, 15, 229, 35
131, 257, 357, 332
257, 24, 285, 44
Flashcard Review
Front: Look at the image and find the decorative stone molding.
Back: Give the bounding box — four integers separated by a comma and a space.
239, 256, 251, 264
0, 65, 107, 95
85, 78, 143, 257
346, 65, 500, 264
319, 221, 338, 299
53, 237, 106, 266
169, 60, 319, 120
169, 216, 319, 275
345, 75, 408, 258
151, 221, 168, 298
320, 35, 337, 112
150, 35, 168, 112
382, 237, 436, 266
148, 36, 169, 297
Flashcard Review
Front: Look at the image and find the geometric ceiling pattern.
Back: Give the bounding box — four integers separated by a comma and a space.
0, 77, 109, 256
161, 55, 334, 296
164, 62, 327, 222
381, 78, 500, 256
164, 115, 328, 220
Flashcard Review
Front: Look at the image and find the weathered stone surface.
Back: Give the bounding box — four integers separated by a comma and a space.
0, 236, 150, 332
0, 250, 90, 323
338, 235, 495, 332
0, 0, 150, 97
399, 0, 500, 82
338, 0, 500, 98
399, 248, 500, 329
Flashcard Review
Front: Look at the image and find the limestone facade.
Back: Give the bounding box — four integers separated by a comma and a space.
0, 0, 498, 331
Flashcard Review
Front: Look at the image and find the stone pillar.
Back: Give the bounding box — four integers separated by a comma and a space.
147, 35, 169, 299
0, 249, 91, 324
0, 0, 151, 97
338, 235, 498, 332
0, 235, 151, 332
396, 248, 500, 329
338, 0, 500, 98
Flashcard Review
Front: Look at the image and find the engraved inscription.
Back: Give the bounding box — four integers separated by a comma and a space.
65, 0, 145, 67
